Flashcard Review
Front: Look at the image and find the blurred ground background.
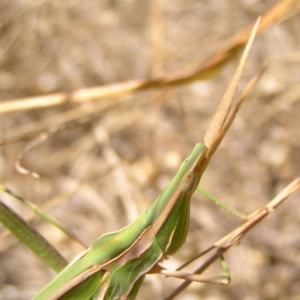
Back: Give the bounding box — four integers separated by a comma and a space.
1, 1, 300, 299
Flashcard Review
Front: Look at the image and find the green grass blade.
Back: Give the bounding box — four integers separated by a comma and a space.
0, 185, 87, 247
0, 199, 67, 272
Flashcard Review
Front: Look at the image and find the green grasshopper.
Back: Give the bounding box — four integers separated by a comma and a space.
33, 18, 261, 300
34, 143, 216, 300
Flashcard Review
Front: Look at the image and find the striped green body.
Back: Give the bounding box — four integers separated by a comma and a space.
33, 143, 207, 300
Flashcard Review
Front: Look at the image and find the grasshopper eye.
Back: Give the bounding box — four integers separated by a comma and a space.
181, 170, 197, 194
